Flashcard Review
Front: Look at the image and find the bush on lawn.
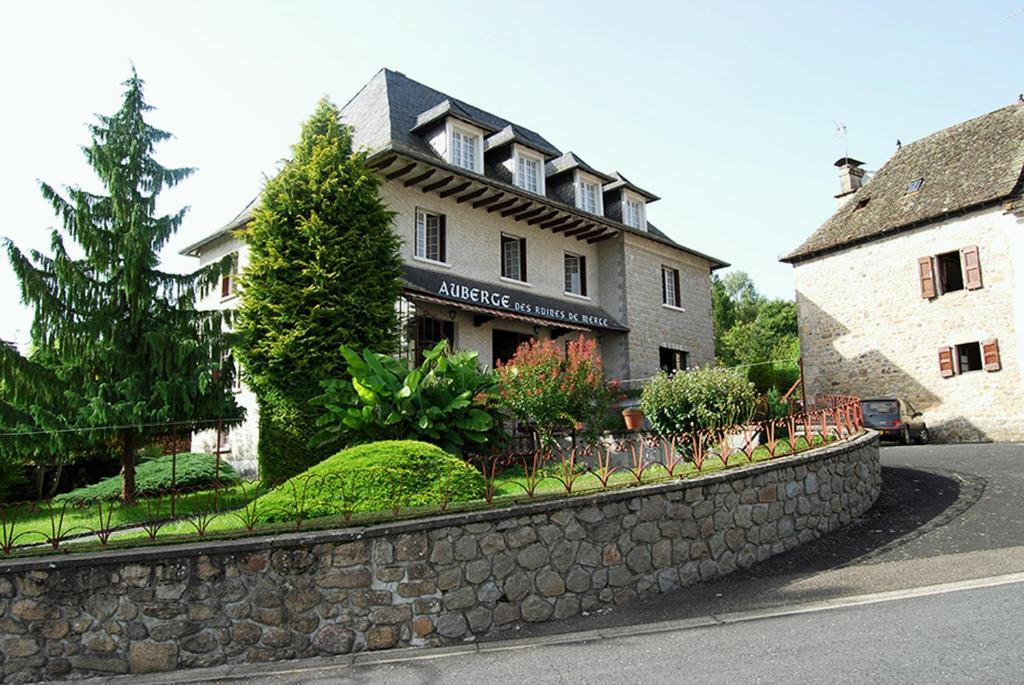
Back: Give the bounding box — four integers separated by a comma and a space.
55, 453, 240, 503
640, 366, 756, 435
252, 440, 484, 523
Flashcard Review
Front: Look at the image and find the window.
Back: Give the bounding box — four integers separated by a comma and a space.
624, 195, 645, 229
501, 234, 527, 282
939, 339, 1001, 377
906, 178, 924, 193
854, 198, 870, 211
662, 266, 681, 308
956, 342, 983, 373
415, 209, 447, 263
451, 127, 480, 172
659, 348, 688, 374
564, 253, 587, 296
515, 151, 542, 194
918, 246, 982, 299
577, 177, 601, 214
936, 251, 964, 293
492, 329, 534, 367
220, 252, 239, 299
415, 315, 454, 365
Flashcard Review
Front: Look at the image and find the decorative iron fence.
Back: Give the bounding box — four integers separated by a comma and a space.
0, 396, 863, 558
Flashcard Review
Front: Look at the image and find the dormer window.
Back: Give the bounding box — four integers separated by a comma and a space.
624, 192, 646, 229
576, 173, 603, 215
514, 147, 544, 195
450, 124, 482, 173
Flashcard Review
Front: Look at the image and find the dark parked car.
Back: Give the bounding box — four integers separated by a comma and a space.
860, 398, 929, 444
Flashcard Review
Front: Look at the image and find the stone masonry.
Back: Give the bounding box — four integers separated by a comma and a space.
0, 433, 879, 683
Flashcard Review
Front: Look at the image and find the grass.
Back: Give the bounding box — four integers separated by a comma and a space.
1, 433, 842, 557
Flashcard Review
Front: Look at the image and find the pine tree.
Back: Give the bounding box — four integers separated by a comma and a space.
235, 99, 403, 482
2, 70, 240, 503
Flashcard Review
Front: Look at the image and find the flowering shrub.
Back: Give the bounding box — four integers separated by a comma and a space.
640, 366, 756, 435
495, 337, 618, 446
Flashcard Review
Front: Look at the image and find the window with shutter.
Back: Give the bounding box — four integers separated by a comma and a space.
918, 256, 937, 299
938, 346, 955, 377
982, 338, 1001, 372
961, 245, 983, 290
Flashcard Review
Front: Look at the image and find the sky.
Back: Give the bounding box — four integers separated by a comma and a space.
1, 0, 1022, 348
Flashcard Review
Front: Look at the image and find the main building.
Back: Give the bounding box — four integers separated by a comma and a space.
182, 69, 726, 472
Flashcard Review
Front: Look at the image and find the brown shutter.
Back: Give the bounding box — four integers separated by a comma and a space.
500, 235, 508, 278
519, 237, 527, 282
661, 267, 667, 303
438, 215, 447, 263
579, 255, 587, 296
918, 257, 937, 299
982, 339, 1001, 372
673, 269, 681, 307
938, 346, 955, 377
961, 245, 983, 290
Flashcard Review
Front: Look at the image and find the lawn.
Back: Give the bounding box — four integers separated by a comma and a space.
1, 433, 839, 556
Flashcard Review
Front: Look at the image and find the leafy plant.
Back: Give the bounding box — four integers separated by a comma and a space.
495, 338, 619, 446
54, 453, 240, 503
252, 440, 484, 523
640, 366, 757, 435
311, 342, 504, 456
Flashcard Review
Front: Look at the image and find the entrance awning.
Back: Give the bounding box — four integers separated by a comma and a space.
406, 291, 590, 332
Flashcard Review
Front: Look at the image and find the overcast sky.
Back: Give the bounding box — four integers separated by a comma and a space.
2, 0, 1022, 347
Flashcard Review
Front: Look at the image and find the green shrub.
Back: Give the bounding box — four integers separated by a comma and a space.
311, 343, 504, 456
55, 453, 240, 503
252, 440, 483, 523
640, 367, 756, 435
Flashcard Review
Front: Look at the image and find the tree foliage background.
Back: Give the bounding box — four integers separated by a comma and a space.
235, 99, 404, 483
711, 271, 800, 394
0, 70, 240, 502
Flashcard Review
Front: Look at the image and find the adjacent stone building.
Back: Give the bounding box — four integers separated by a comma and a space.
782, 102, 1024, 441
181, 68, 725, 473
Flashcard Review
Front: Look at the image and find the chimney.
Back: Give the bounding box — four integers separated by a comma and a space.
834, 157, 865, 207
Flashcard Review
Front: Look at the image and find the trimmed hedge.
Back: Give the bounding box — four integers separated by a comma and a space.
252, 440, 484, 523
54, 453, 240, 503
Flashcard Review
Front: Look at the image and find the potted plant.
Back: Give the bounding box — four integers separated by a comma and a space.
622, 407, 644, 431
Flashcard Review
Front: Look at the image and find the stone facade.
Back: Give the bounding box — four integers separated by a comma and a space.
793, 204, 1024, 441
0, 433, 879, 683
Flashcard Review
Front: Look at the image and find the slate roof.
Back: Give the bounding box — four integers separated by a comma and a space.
783, 102, 1024, 263
544, 151, 614, 182
484, 124, 560, 158
604, 171, 660, 202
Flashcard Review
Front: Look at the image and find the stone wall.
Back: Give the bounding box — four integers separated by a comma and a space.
792, 204, 1024, 442
0, 434, 879, 683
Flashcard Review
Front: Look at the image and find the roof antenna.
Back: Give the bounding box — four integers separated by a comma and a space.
834, 121, 848, 159
896, 139, 902, 150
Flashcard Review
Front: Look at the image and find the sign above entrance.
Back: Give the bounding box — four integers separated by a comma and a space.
403, 265, 628, 332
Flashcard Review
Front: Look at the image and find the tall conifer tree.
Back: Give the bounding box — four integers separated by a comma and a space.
235, 99, 403, 482
2, 70, 240, 502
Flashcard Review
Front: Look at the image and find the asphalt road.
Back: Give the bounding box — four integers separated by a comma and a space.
108, 442, 1024, 685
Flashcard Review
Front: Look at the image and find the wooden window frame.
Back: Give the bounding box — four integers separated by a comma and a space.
415, 208, 447, 264
501, 233, 527, 283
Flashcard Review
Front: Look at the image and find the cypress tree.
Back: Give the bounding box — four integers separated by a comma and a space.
235, 99, 403, 482
1, 70, 240, 503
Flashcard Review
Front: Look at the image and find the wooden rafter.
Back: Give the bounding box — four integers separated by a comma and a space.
386, 162, 417, 180
528, 210, 559, 226
575, 226, 607, 241
500, 201, 533, 217
587, 231, 616, 244
488, 198, 519, 213
563, 223, 595, 238
422, 175, 455, 193
403, 169, 435, 187
369, 155, 398, 170
456, 187, 488, 204
439, 181, 472, 198
513, 206, 546, 222
473, 192, 505, 208
541, 216, 571, 230
550, 219, 581, 234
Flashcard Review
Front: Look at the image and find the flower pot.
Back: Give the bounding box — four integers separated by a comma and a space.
622, 408, 644, 431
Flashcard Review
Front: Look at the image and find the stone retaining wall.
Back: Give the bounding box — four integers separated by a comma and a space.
0, 432, 880, 683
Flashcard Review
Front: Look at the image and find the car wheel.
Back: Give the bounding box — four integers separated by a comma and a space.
899, 426, 910, 445
916, 428, 930, 445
